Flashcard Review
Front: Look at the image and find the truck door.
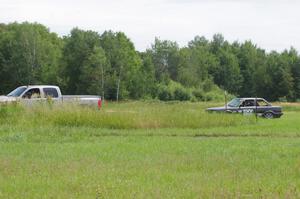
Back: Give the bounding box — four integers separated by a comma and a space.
21, 88, 43, 105
42, 87, 60, 104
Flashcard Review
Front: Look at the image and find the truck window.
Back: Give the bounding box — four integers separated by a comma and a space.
7, 86, 27, 97
22, 88, 41, 99
43, 88, 59, 98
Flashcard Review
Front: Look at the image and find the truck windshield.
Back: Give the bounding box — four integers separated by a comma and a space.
227, 98, 241, 107
7, 86, 27, 97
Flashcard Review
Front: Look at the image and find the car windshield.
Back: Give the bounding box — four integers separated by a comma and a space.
227, 98, 241, 107
7, 86, 27, 97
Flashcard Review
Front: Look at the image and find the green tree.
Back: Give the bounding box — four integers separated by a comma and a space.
61, 28, 105, 94
177, 36, 218, 88
138, 52, 157, 98
0, 22, 62, 93
208, 36, 242, 94
234, 41, 269, 97
282, 48, 300, 101
101, 31, 142, 100
291, 57, 300, 100
266, 52, 294, 100
77, 47, 107, 97
149, 38, 180, 83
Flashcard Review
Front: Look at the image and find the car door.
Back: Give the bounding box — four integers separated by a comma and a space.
255, 99, 271, 116
239, 100, 255, 115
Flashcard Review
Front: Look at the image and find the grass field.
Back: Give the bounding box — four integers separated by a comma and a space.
0, 102, 300, 198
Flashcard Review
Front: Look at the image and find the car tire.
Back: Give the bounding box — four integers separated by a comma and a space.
264, 112, 274, 119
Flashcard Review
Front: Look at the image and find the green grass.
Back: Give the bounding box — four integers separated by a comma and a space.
0, 101, 300, 198
1, 137, 300, 198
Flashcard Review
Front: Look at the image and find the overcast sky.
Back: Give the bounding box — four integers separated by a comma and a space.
1, 0, 299, 52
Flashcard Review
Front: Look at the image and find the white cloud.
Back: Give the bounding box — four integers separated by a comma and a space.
0, 0, 299, 52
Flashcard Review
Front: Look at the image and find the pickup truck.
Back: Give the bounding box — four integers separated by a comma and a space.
0, 85, 102, 109
206, 98, 283, 119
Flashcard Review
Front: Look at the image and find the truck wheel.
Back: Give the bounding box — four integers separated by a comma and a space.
264, 112, 274, 119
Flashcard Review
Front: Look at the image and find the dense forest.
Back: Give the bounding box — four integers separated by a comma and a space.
0, 22, 299, 101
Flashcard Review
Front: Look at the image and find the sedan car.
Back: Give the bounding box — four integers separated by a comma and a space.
206, 98, 283, 119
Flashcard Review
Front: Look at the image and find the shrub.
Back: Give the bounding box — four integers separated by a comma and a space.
157, 84, 174, 101
192, 89, 205, 101
174, 87, 191, 101
157, 80, 234, 102
279, 97, 288, 102
201, 78, 215, 92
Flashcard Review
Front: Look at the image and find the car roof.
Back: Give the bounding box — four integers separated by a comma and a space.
238, 98, 265, 100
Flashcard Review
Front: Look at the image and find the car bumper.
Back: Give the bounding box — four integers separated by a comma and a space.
273, 112, 283, 118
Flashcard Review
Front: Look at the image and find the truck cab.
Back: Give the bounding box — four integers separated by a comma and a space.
2, 85, 102, 109
7, 85, 62, 99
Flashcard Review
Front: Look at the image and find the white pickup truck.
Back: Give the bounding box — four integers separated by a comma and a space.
0, 85, 102, 109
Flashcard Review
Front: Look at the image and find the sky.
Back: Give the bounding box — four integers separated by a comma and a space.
1, 0, 300, 52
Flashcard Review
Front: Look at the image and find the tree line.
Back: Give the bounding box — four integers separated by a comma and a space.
0, 22, 299, 101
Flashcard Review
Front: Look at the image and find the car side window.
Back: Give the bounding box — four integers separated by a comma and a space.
22, 88, 41, 99
241, 100, 255, 107
257, 100, 268, 106
43, 88, 59, 98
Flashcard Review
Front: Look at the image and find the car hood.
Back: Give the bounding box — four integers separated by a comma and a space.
0, 96, 17, 102
271, 106, 281, 109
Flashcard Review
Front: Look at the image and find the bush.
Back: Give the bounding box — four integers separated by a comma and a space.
279, 97, 288, 102
157, 80, 234, 102
174, 87, 191, 101
204, 93, 214, 101
157, 84, 174, 101
192, 89, 205, 101
201, 78, 215, 92
204, 89, 235, 102
157, 81, 192, 101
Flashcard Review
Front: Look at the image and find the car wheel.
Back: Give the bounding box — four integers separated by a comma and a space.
264, 112, 274, 119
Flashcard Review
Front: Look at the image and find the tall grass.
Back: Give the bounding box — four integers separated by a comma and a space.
275, 102, 300, 112
0, 102, 256, 130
